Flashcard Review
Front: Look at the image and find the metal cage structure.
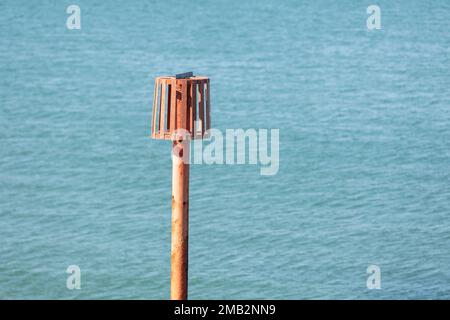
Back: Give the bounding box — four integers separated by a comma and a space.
151, 75, 211, 140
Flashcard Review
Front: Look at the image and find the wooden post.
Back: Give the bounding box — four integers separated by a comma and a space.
170, 140, 189, 300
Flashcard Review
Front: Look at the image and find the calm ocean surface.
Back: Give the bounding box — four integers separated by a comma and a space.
1, 0, 449, 299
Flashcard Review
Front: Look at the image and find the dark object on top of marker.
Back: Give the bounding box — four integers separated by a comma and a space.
176, 72, 194, 79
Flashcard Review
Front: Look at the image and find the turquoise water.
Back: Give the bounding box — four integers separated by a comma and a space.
1, 0, 449, 299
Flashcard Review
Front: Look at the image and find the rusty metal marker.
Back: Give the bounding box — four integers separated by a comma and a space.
151, 73, 211, 300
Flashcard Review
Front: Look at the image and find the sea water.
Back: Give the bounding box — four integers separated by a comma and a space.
0, 0, 449, 299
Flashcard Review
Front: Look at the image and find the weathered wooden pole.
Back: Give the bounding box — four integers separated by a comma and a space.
151, 73, 211, 300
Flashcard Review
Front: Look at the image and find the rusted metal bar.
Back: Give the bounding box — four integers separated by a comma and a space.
170, 140, 189, 300
150, 74, 211, 300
